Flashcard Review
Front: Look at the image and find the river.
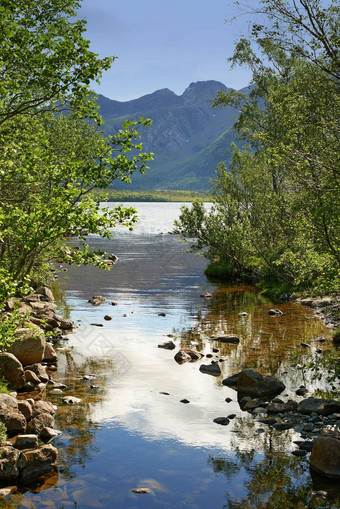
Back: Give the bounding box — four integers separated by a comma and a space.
8, 202, 339, 509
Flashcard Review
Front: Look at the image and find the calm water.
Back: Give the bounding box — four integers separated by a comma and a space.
4, 203, 339, 509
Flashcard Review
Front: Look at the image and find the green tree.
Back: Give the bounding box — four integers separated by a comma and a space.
0, 0, 153, 304
176, 0, 340, 293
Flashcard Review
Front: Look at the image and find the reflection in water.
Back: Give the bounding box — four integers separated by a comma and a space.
6, 203, 338, 508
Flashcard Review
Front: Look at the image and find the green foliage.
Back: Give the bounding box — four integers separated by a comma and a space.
0, 379, 10, 396
176, 0, 340, 294
0, 0, 153, 305
0, 311, 24, 350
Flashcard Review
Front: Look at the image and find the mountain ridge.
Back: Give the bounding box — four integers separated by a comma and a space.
97, 80, 242, 191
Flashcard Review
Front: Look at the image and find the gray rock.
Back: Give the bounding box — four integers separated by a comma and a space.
17, 400, 33, 421
310, 437, 340, 479
40, 427, 62, 441
36, 287, 55, 302
199, 363, 221, 376
32, 400, 56, 417
18, 444, 57, 482
0, 353, 25, 390
222, 372, 242, 388
15, 434, 38, 450
24, 370, 41, 385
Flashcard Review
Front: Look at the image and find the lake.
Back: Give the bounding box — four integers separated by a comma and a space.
9, 202, 339, 509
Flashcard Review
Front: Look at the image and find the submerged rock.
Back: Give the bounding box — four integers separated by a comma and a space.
158, 341, 176, 350
88, 295, 106, 306
210, 334, 240, 344
18, 444, 57, 482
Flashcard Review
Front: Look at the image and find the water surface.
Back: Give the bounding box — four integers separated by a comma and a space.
6, 202, 338, 509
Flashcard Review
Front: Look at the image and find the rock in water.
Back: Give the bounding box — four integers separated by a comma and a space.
310, 437, 340, 479
174, 349, 203, 364
199, 363, 221, 376
237, 369, 285, 399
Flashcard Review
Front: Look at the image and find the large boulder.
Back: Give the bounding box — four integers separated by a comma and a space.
18, 444, 58, 482
0, 353, 25, 390
310, 437, 340, 479
32, 400, 56, 417
43, 343, 57, 363
0, 394, 26, 435
297, 397, 340, 416
222, 372, 242, 388
0, 447, 20, 482
236, 369, 285, 399
8, 327, 46, 366
36, 287, 55, 303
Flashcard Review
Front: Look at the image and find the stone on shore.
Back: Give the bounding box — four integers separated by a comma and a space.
0, 447, 20, 482
43, 343, 57, 363
25, 363, 49, 383
28, 413, 55, 436
0, 394, 27, 435
18, 444, 58, 482
0, 353, 25, 390
310, 437, 340, 479
8, 328, 46, 366
15, 434, 39, 450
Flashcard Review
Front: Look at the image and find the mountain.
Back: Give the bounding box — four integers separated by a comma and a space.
97, 80, 241, 191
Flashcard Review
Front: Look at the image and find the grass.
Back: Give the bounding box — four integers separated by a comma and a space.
90, 189, 212, 203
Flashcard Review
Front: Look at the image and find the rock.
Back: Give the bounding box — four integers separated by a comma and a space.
110, 301, 118, 306
0, 486, 17, 497
62, 396, 81, 405
88, 295, 106, 306
0, 394, 27, 435
310, 437, 340, 479
199, 363, 221, 376
36, 287, 54, 303
200, 292, 212, 298
17, 400, 33, 421
279, 293, 289, 301
0, 447, 20, 482
32, 400, 56, 417
25, 363, 49, 383
180, 399, 190, 404
28, 413, 55, 435
21, 381, 36, 393
210, 334, 240, 344
5, 298, 15, 312
40, 427, 62, 441
24, 370, 41, 385
292, 450, 307, 457
43, 343, 57, 363
132, 488, 150, 494
213, 417, 230, 426
239, 312, 248, 316
222, 372, 242, 388
297, 397, 340, 416
300, 343, 311, 348
225, 397, 232, 403
158, 312, 166, 317
15, 435, 39, 450
174, 349, 203, 364
56, 317, 74, 330
296, 387, 308, 396
8, 328, 46, 366
236, 369, 285, 399
158, 341, 176, 350
212, 348, 219, 353
90, 323, 103, 327
0, 353, 25, 390
104, 315, 112, 321
268, 309, 283, 316
18, 444, 57, 482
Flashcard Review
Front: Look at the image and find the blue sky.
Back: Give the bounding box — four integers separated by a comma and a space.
79, 0, 254, 101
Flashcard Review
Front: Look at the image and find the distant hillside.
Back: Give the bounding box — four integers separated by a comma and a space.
97, 80, 242, 191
